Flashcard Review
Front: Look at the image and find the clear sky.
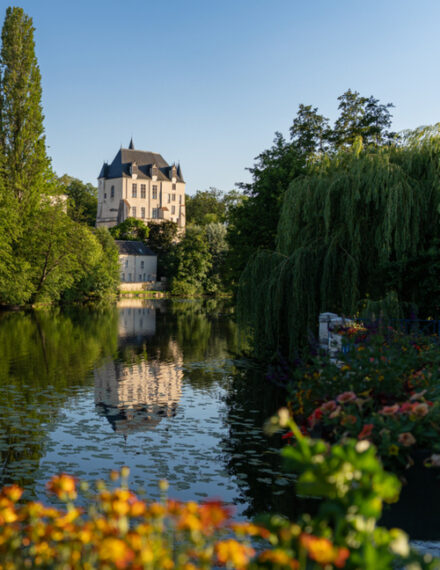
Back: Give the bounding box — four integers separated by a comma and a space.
1, 0, 440, 194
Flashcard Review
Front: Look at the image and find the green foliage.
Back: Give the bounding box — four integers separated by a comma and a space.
169, 226, 213, 297
227, 90, 396, 290
62, 227, 120, 303
333, 89, 396, 148
186, 187, 226, 225
58, 174, 97, 226
109, 217, 149, 241
263, 411, 436, 569
0, 8, 115, 306
0, 6, 52, 212
239, 127, 440, 357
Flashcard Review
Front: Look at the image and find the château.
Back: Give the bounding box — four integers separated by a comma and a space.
96, 139, 186, 228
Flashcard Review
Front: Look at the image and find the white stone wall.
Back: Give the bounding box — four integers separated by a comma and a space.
119, 254, 157, 283
96, 175, 186, 228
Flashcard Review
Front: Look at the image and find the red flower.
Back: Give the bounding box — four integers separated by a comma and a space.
358, 423, 374, 440
308, 408, 323, 428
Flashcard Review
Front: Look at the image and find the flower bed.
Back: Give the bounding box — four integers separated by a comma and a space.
287, 325, 440, 471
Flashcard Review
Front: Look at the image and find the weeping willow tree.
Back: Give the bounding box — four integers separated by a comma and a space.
238, 126, 440, 359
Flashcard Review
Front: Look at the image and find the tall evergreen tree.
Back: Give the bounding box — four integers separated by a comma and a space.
0, 7, 51, 209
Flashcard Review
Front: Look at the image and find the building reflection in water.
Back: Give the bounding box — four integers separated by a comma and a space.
94, 301, 183, 436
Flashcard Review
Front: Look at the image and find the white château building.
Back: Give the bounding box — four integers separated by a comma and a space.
96, 139, 186, 228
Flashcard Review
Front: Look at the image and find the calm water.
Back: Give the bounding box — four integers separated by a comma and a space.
1, 299, 438, 550
0, 300, 299, 520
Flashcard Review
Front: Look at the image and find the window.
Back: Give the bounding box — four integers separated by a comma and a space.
139, 274, 142, 281
172, 183, 176, 190
141, 207, 145, 218
104, 193, 107, 199
179, 195, 182, 204
152, 185, 158, 199
141, 184, 146, 198
128, 273, 132, 282
171, 205, 176, 215
168, 193, 171, 203
111, 185, 115, 198
125, 259, 128, 267
141, 260, 144, 269
121, 273, 125, 281
172, 193, 176, 201
132, 184, 137, 198
132, 206, 136, 217
152, 208, 158, 219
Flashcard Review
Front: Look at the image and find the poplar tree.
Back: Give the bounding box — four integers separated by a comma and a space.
0, 6, 51, 208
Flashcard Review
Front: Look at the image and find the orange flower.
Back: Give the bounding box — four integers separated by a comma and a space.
2, 484, 23, 503
341, 414, 357, 426
358, 423, 374, 439
398, 432, 416, 447
300, 533, 349, 567
98, 537, 134, 569
215, 539, 255, 569
199, 500, 231, 531
259, 549, 299, 568
47, 474, 77, 501
379, 404, 399, 416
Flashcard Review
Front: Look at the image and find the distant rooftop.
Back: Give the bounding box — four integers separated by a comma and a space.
115, 240, 156, 256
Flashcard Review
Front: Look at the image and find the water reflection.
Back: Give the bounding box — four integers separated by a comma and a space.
94, 352, 183, 435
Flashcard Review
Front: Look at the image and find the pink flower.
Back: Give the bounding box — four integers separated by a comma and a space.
399, 402, 415, 414
427, 454, 440, 467
379, 404, 400, 416
329, 406, 341, 419
336, 391, 357, 404
320, 401, 337, 413
398, 432, 416, 447
358, 424, 374, 440
411, 403, 429, 418
410, 390, 427, 401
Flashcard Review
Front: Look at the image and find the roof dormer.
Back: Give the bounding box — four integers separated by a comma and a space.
152, 163, 158, 181
171, 164, 177, 183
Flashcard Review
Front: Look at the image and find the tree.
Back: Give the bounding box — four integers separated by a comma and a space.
226, 132, 304, 287
333, 89, 395, 148
0, 7, 51, 210
109, 217, 149, 241
62, 227, 120, 303
290, 104, 330, 155
58, 175, 97, 226
204, 222, 228, 294
146, 220, 178, 278
238, 127, 440, 359
169, 227, 212, 297
186, 188, 226, 225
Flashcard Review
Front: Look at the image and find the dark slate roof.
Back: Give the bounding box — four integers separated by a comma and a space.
99, 148, 184, 183
115, 240, 156, 256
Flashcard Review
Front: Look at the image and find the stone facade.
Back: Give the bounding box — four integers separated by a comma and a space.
115, 240, 157, 283
96, 139, 186, 229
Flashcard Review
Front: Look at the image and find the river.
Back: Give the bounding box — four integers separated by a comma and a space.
0, 298, 438, 555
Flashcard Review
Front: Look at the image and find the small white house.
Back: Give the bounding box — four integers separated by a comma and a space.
115, 240, 157, 283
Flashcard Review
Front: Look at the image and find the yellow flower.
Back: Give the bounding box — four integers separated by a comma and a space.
215, 539, 255, 569
99, 537, 134, 569
388, 445, 399, 456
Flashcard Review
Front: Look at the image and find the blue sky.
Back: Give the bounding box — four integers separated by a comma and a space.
1, 0, 440, 194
